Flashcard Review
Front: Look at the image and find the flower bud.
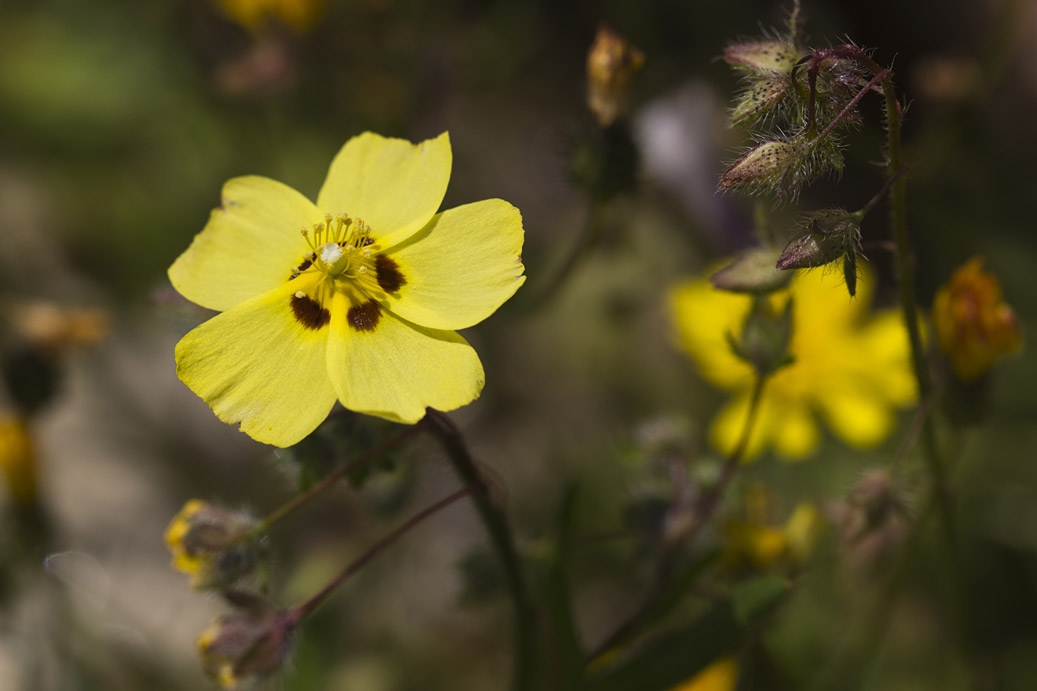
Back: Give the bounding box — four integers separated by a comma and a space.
776, 210, 859, 270
730, 75, 790, 127
723, 40, 799, 75
164, 500, 263, 590
197, 609, 296, 689
0, 415, 38, 507
586, 25, 645, 127
710, 247, 792, 295
718, 140, 806, 197
837, 470, 909, 570
932, 257, 1021, 381
727, 295, 793, 377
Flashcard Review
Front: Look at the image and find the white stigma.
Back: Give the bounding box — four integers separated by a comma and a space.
319, 242, 344, 266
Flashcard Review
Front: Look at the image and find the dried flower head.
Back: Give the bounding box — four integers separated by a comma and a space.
197, 610, 296, 689
164, 500, 263, 589
932, 257, 1021, 381
586, 25, 645, 127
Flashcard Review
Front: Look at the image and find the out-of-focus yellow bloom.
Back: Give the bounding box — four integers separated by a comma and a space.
669, 266, 915, 459
164, 500, 260, 589
9, 301, 110, 352
724, 486, 821, 569
932, 256, 1021, 381
586, 25, 645, 126
670, 657, 738, 691
198, 611, 295, 688
216, 0, 324, 34
0, 415, 37, 506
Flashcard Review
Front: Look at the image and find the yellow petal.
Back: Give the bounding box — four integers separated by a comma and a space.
668, 278, 754, 390
170, 176, 324, 312
711, 392, 775, 461
317, 132, 451, 249
772, 403, 820, 459
383, 199, 526, 330
818, 385, 893, 448
326, 293, 484, 423
175, 282, 337, 447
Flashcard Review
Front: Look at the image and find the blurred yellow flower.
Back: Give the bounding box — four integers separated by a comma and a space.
169, 132, 525, 447
669, 266, 915, 459
0, 415, 37, 506
724, 486, 822, 570
932, 256, 1021, 381
216, 0, 324, 34
670, 657, 738, 691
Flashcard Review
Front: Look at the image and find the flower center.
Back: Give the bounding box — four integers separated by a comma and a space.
287, 214, 406, 332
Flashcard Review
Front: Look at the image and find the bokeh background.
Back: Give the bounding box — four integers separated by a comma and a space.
1, 0, 1035, 689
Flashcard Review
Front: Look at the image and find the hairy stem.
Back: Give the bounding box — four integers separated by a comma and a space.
424, 409, 539, 691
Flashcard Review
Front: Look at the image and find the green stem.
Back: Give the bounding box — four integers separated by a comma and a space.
424, 409, 539, 691
254, 423, 425, 535
589, 374, 768, 659
880, 73, 955, 551
290, 485, 477, 622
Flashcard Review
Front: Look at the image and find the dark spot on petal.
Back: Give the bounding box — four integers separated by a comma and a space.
347, 300, 382, 332
375, 255, 406, 293
289, 273, 300, 280
363, 237, 375, 246
297, 257, 312, 272
290, 294, 330, 330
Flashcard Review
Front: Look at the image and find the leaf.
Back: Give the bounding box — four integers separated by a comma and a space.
710, 247, 793, 294
588, 576, 789, 691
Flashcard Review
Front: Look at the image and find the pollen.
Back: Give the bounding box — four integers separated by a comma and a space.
319, 242, 343, 265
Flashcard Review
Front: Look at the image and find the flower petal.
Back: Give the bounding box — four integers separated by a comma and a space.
818, 384, 893, 448
382, 199, 526, 330
169, 176, 324, 312
317, 132, 451, 249
326, 293, 484, 423
175, 282, 337, 447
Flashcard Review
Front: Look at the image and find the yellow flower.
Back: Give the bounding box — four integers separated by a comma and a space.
932, 256, 1021, 381
170, 132, 525, 447
670, 657, 738, 691
669, 266, 915, 459
0, 415, 37, 506
216, 0, 324, 34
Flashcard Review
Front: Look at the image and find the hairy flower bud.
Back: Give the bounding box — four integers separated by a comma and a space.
586, 25, 645, 127
723, 40, 799, 75
730, 75, 791, 127
164, 500, 264, 590
932, 257, 1021, 381
719, 140, 806, 197
197, 610, 296, 689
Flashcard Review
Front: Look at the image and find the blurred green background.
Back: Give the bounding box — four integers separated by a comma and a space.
1, 0, 1035, 689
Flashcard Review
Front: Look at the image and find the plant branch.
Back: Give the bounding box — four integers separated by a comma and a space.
255, 423, 425, 534
290, 484, 476, 621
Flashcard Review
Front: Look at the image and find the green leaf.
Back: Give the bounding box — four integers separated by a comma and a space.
588, 576, 788, 691
710, 247, 792, 294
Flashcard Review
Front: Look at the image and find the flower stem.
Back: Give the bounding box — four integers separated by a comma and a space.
880, 72, 955, 551
289, 484, 477, 622
589, 373, 768, 659
423, 409, 539, 691
254, 423, 425, 535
